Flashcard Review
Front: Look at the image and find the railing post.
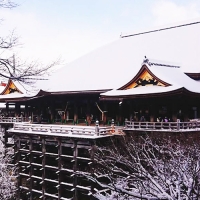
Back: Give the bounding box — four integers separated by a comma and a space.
111, 119, 114, 126
111, 119, 115, 132
125, 118, 128, 128
187, 122, 189, 129
177, 119, 180, 130
95, 120, 99, 136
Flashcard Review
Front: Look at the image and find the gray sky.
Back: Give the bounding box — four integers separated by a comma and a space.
1, 0, 200, 67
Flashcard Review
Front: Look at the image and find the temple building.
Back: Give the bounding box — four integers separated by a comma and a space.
0, 21, 200, 124
0, 21, 200, 200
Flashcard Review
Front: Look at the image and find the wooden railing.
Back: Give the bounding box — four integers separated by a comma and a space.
124, 120, 200, 131
0, 117, 28, 123
10, 122, 114, 137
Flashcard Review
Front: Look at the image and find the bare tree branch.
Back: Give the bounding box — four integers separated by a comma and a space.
0, 1, 59, 85
0, 0, 17, 9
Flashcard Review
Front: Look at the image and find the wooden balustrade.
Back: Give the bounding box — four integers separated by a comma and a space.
0, 117, 28, 123
10, 122, 114, 137
124, 121, 200, 131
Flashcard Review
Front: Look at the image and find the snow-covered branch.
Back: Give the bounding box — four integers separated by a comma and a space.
0, 140, 16, 199
88, 136, 200, 200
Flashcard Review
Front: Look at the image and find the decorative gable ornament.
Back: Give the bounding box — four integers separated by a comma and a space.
119, 57, 171, 90
1, 80, 23, 95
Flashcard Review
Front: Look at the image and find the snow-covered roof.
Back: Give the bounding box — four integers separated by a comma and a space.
0, 21, 200, 102
0, 92, 32, 100
36, 21, 200, 93
0, 79, 37, 102
0, 85, 5, 94
101, 85, 181, 97
149, 63, 200, 93
101, 61, 200, 97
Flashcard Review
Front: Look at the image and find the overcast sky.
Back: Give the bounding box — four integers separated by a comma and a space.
1, 0, 200, 67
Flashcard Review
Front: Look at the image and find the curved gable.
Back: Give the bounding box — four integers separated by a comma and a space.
119, 64, 171, 90
1, 80, 23, 95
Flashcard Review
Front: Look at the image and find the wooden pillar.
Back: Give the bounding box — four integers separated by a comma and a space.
86, 101, 91, 126
37, 104, 41, 123
63, 101, 69, 122
184, 99, 190, 121
15, 103, 20, 117
28, 105, 34, 123
6, 103, 9, 116
41, 137, 46, 198
50, 102, 55, 124
172, 101, 177, 122
73, 104, 78, 125
24, 104, 28, 120
3, 125, 8, 147
102, 103, 107, 125
73, 140, 78, 200
149, 102, 155, 122
90, 140, 96, 195
29, 136, 33, 200
26, 104, 32, 121
57, 138, 62, 199
129, 101, 133, 121
102, 112, 107, 125
117, 101, 123, 125
66, 110, 69, 121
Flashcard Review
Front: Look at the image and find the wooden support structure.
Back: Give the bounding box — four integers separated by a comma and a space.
8, 123, 114, 200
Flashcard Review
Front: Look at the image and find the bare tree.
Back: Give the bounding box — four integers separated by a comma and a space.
0, 0, 58, 84
87, 135, 200, 200
0, 140, 16, 199
0, 0, 16, 8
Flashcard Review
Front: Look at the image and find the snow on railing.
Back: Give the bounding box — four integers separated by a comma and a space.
124, 120, 200, 131
9, 121, 115, 137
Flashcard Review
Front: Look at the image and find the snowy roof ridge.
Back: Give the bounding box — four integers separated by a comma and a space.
121, 20, 200, 38
143, 57, 180, 68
